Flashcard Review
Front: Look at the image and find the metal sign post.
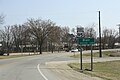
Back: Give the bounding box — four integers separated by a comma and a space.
91, 44, 93, 71
80, 45, 83, 71
77, 27, 84, 72
77, 37, 95, 71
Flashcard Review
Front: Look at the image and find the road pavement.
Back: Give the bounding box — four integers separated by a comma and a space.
0, 49, 120, 80
0, 52, 78, 80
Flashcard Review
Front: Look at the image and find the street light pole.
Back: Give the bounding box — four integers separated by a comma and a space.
98, 11, 102, 57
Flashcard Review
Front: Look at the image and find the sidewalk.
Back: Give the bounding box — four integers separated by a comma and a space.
46, 57, 120, 80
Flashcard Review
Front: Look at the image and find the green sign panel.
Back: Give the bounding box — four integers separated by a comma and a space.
77, 38, 95, 45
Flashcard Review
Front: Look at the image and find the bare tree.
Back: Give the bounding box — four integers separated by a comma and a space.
11, 25, 27, 52
20, 24, 31, 52
61, 27, 75, 51
27, 18, 56, 54
0, 26, 13, 55
102, 29, 109, 49
0, 14, 4, 25
109, 29, 118, 48
47, 26, 62, 53
102, 28, 118, 49
61, 26, 70, 43
71, 28, 76, 35
84, 24, 96, 38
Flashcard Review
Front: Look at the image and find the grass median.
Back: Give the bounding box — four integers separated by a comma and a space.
68, 60, 120, 80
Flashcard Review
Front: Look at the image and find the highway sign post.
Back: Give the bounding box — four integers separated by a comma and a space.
77, 37, 95, 71
76, 27, 84, 71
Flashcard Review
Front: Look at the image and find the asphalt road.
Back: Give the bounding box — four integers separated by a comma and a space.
0, 49, 120, 80
0, 52, 77, 80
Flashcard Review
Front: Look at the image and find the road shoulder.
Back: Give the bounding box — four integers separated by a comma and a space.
46, 60, 103, 80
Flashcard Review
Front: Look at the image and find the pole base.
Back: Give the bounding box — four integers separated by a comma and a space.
85, 69, 93, 71
79, 70, 83, 73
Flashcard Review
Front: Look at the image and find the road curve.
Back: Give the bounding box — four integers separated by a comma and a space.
0, 49, 120, 80
0, 53, 77, 80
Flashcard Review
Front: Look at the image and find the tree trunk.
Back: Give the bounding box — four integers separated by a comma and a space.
7, 43, 10, 56
102, 44, 105, 49
39, 44, 42, 54
51, 45, 53, 53
51, 42, 53, 53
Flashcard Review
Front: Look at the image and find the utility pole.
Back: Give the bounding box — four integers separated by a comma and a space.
98, 11, 102, 57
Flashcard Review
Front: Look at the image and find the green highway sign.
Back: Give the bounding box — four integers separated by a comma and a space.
77, 38, 95, 45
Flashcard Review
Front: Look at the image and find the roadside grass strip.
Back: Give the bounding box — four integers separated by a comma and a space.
68, 60, 120, 80
70, 51, 114, 58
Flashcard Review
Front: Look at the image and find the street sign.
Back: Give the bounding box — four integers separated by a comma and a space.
77, 37, 95, 71
77, 27, 84, 37
77, 27, 84, 32
77, 38, 95, 45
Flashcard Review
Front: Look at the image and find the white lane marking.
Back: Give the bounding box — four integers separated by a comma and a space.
37, 64, 48, 80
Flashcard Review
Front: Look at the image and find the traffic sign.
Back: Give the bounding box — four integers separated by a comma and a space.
77, 27, 84, 32
77, 38, 95, 45
77, 37, 95, 71
77, 27, 84, 37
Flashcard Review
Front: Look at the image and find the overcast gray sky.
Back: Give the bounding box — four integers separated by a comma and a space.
0, 0, 120, 31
